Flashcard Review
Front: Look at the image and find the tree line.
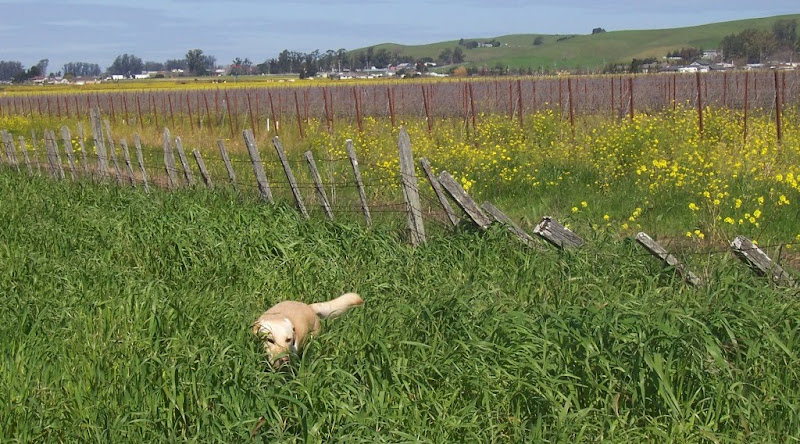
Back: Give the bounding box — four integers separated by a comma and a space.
721, 19, 799, 63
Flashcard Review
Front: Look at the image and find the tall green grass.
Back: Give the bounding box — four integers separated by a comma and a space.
1, 171, 799, 441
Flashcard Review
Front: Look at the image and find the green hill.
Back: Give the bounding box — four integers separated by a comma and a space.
357, 14, 800, 72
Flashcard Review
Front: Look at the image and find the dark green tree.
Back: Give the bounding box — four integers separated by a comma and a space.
108, 54, 143, 76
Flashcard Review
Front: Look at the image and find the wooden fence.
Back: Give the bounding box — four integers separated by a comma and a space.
1, 109, 798, 291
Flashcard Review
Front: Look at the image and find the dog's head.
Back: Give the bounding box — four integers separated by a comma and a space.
252, 318, 296, 367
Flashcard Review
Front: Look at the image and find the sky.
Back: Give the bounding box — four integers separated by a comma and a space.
1, 0, 797, 73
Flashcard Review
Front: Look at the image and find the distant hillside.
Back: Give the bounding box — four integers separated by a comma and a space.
355, 14, 800, 72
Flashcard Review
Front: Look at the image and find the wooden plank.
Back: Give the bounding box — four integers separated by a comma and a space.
90, 108, 110, 180
0, 131, 6, 167
162, 128, 179, 190
217, 139, 238, 189
419, 157, 459, 228
273, 136, 309, 218
29, 130, 42, 175
192, 149, 213, 189
77, 122, 89, 176
46, 130, 66, 180
730, 235, 796, 287
17, 136, 33, 175
481, 201, 537, 248
242, 129, 274, 203
533, 216, 584, 249
119, 138, 137, 187
173, 136, 195, 186
133, 134, 150, 193
635, 232, 704, 287
104, 119, 124, 184
41, 131, 57, 178
3, 131, 20, 173
346, 139, 371, 227
397, 126, 425, 245
59, 126, 78, 180
304, 151, 334, 220
437, 171, 492, 229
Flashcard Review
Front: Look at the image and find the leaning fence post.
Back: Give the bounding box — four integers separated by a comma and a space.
192, 149, 213, 189
481, 202, 537, 248
419, 157, 459, 228
162, 128, 179, 190
29, 129, 42, 175
635, 232, 703, 287
304, 151, 334, 221
346, 139, 371, 227
46, 130, 66, 180
173, 137, 195, 186
534, 217, 584, 250
217, 139, 238, 189
273, 136, 309, 219
133, 134, 150, 193
0, 132, 6, 167
41, 131, 56, 178
3, 131, 21, 173
59, 126, 78, 180
437, 171, 492, 229
730, 236, 795, 287
90, 108, 110, 180
77, 122, 89, 176
104, 119, 123, 184
119, 138, 136, 187
242, 129, 274, 203
17, 136, 33, 176
397, 126, 426, 245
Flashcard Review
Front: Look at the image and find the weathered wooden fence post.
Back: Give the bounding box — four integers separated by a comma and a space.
346, 139, 371, 227
534, 217, 584, 249
173, 137, 195, 186
119, 138, 137, 187
217, 140, 238, 189
46, 130, 66, 180
192, 149, 213, 189
273, 136, 309, 219
162, 128, 179, 190
481, 202, 537, 248
730, 236, 795, 287
17, 136, 33, 176
133, 134, 150, 193
59, 126, 78, 180
437, 171, 492, 229
242, 129, 274, 203
304, 151, 334, 220
76, 123, 89, 176
90, 108, 110, 180
419, 157, 459, 228
398, 127, 426, 245
2, 131, 20, 173
635, 232, 703, 287
104, 119, 124, 184
29, 130, 42, 175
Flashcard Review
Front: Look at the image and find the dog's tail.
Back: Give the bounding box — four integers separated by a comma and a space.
310, 292, 363, 319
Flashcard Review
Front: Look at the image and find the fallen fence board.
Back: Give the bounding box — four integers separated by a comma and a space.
635, 232, 704, 287
534, 217, 584, 249
730, 236, 796, 287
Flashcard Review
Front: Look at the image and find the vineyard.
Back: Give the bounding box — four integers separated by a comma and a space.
2, 72, 800, 441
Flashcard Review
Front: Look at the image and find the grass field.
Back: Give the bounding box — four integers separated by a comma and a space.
2, 70, 800, 441
1, 171, 799, 441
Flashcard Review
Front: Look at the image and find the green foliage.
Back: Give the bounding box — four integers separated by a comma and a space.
108, 53, 144, 77
185, 49, 215, 76
1, 172, 799, 441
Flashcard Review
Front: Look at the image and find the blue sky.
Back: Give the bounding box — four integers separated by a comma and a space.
1, 0, 797, 73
